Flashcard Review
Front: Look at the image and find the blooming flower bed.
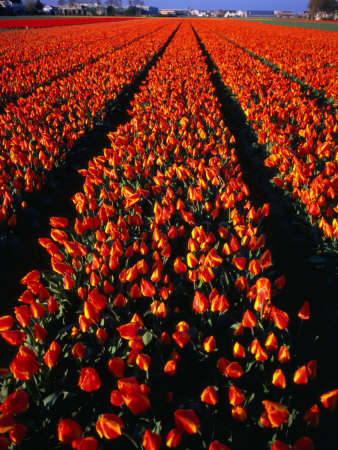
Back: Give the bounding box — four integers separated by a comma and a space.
0, 17, 133, 30
193, 21, 337, 240
0, 19, 176, 226
0, 20, 337, 450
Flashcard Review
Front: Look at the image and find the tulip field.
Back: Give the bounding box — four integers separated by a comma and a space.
0, 18, 337, 450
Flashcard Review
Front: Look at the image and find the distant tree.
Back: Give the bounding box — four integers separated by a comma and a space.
57, 0, 65, 5
308, 0, 337, 18
23, 0, 44, 14
128, 0, 144, 15
36, 0, 44, 11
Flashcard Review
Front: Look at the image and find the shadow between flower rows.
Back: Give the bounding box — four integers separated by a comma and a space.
0, 22, 181, 325
192, 23, 338, 429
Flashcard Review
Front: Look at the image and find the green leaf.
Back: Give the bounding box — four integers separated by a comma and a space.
143, 331, 153, 346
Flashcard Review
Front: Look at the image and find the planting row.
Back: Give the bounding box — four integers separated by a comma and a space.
193, 21, 337, 240
0, 17, 131, 31
0, 21, 336, 450
0, 20, 131, 69
205, 20, 338, 103
0, 19, 176, 227
0, 20, 152, 108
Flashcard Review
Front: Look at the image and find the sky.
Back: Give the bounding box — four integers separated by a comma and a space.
152, 1, 309, 12
47, 1, 310, 14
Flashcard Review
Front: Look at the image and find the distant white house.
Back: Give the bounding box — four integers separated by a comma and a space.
42, 5, 56, 14
224, 10, 247, 18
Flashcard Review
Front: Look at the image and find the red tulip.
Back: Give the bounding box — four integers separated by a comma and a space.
9, 424, 27, 445
0, 390, 29, 414
293, 437, 314, 450
108, 357, 125, 378
136, 353, 151, 371
166, 428, 182, 448
117, 323, 138, 340
0, 414, 15, 434
57, 419, 82, 444
209, 440, 230, 450
72, 343, 86, 360
0, 316, 14, 332
164, 360, 177, 376
71, 436, 98, 450
303, 404, 319, 427
1, 330, 26, 346
142, 430, 161, 450
298, 301, 310, 320
271, 440, 292, 450
78, 367, 101, 392
271, 306, 289, 330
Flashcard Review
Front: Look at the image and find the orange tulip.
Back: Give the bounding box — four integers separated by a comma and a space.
262, 400, 290, 427
95, 414, 123, 440
320, 389, 338, 410
278, 346, 291, 363
293, 365, 308, 385
174, 409, 200, 434
224, 362, 243, 378
203, 336, 216, 353
193, 291, 209, 313
233, 342, 245, 358
272, 369, 286, 389
264, 332, 278, 351
229, 385, 245, 406
242, 309, 257, 328
123, 391, 150, 415
201, 386, 218, 405
231, 405, 247, 421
